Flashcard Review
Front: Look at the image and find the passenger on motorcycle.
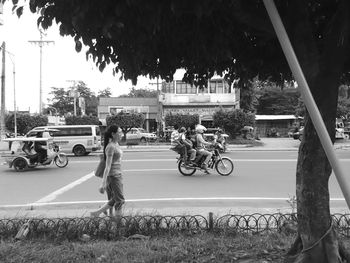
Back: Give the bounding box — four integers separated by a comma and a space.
194, 124, 213, 173
170, 124, 186, 157
179, 127, 196, 165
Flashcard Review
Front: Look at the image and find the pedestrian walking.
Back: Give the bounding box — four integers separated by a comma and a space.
91, 125, 125, 217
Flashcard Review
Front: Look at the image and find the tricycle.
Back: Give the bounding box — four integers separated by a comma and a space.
2, 137, 68, 171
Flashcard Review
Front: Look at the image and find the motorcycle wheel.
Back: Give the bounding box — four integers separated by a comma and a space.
178, 159, 196, 176
13, 158, 28, 172
215, 157, 234, 176
54, 154, 68, 168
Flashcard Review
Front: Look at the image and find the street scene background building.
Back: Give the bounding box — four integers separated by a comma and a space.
98, 75, 240, 133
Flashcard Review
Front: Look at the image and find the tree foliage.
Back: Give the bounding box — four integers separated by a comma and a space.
213, 108, 255, 138
337, 85, 350, 120
5, 113, 48, 134
47, 82, 98, 116
239, 80, 259, 113
164, 113, 199, 128
119, 87, 158, 98
98, 87, 112, 98
20, 0, 293, 87
256, 87, 300, 115
65, 115, 100, 125
106, 112, 145, 141
48, 87, 73, 115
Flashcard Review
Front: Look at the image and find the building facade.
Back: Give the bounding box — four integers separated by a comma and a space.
98, 97, 159, 132
160, 76, 240, 128
97, 76, 240, 132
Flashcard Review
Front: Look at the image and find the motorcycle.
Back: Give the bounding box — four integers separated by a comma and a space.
177, 142, 234, 176
3, 137, 69, 172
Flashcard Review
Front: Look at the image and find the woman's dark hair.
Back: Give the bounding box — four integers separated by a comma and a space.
103, 125, 120, 160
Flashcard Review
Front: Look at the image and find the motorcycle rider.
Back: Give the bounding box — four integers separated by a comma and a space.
194, 124, 212, 173
34, 131, 48, 163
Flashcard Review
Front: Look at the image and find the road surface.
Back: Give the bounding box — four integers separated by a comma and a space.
1, 150, 350, 216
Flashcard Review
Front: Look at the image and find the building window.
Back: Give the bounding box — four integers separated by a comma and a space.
162, 82, 175, 93
209, 80, 231, 94
224, 82, 231, 93
175, 81, 197, 94
198, 85, 208, 94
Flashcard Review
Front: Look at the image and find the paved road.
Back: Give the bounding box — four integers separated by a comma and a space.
1, 148, 350, 217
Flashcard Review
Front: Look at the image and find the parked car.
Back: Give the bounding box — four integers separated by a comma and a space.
126, 128, 157, 142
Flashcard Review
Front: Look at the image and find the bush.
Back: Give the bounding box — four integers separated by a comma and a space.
5, 113, 48, 134
165, 113, 199, 128
65, 115, 100, 125
213, 109, 255, 138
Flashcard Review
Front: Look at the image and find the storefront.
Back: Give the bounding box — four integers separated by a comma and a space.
98, 97, 159, 132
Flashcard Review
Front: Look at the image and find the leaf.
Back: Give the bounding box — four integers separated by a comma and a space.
75, 40, 82, 52
16, 6, 23, 17
98, 61, 106, 72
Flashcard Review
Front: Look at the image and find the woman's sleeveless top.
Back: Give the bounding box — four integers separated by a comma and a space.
105, 142, 123, 177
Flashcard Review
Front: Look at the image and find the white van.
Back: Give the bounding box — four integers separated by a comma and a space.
26, 125, 102, 156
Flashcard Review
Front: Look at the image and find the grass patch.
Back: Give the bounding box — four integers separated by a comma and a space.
0, 232, 305, 263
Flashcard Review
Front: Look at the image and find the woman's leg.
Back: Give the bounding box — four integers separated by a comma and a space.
108, 176, 125, 217
90, 203, 112, 217
91, 177, 115, 217
105, 183, 114, 216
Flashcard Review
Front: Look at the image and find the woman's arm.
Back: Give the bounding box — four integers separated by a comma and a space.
100, 144, 113, 191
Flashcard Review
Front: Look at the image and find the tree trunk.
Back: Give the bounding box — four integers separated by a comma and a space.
282, 1, 350, 261
285, 79, 349, 263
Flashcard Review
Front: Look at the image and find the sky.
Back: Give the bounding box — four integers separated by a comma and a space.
0, 2, 153, 113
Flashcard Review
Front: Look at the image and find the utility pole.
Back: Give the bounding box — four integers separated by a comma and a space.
28, 30, 54, 114
67, 80, 80, 116
149, 78, 162, 135
0, 41, 5, 140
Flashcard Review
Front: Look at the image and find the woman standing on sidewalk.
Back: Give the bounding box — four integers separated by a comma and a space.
91, 125, 125, 217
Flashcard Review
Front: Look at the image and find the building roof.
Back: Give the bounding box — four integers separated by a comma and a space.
255, 115, 299, 120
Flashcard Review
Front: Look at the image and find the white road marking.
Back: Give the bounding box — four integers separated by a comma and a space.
34, 172, 95, 203
32, 169, 177, 204
0, 197, 345, 208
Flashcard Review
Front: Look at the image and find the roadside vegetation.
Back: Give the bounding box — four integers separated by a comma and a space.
1, 232, 348, 263
0, 232, 299, 262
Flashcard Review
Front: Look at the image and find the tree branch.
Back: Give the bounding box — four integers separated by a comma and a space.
231, 1, 275, 37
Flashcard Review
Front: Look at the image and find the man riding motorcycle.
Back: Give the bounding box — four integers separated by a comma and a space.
193, 124, 213, 173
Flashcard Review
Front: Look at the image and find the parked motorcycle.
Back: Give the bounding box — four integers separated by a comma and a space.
177, 142, 234, 176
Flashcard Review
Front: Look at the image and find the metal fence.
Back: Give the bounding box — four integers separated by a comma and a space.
0, 213, 349, 240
